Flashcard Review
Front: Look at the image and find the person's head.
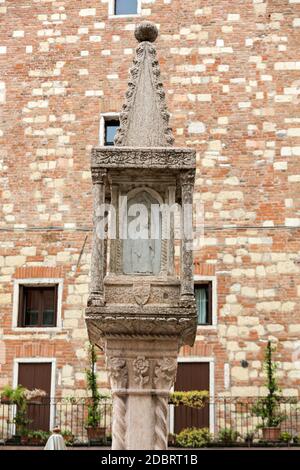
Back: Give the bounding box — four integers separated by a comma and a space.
52, 426, 61, 434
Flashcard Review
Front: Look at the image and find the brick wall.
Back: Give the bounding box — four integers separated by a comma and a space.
0, 0, 300, 397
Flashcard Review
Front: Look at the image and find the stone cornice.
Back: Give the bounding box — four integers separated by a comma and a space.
86, 309, 197, 347
86, 302, 196, 316
91, 147, 196, 170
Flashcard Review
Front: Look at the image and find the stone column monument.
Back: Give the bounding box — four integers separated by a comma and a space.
86, 21, 197, 450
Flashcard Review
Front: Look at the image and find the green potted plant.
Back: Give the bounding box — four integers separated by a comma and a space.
218, 428, 240, 445
85, 344, 106, 442
61, 429, 75, 445
20, 430, 30, 446
14, 390, 31, 440
6, 386, 31, 443
0, 385, 15, 404
0, 385, 30, 443
26, 430, 50, 446
252, 341, 286, 441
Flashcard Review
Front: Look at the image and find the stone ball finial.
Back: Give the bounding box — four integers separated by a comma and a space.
135, 21, 158, 43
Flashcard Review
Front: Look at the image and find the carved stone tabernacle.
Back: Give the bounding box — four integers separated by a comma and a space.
85, 21, 197, 450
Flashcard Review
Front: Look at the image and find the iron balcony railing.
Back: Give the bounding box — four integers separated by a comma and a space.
0, 396, 300, 444
0, 397, 112, 444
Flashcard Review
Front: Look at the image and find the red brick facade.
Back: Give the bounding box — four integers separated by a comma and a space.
0, 1, 300, 399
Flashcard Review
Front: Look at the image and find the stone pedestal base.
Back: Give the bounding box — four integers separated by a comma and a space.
105, 337, 179, 450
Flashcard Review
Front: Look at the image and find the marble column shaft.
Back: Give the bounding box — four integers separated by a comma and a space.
89, 170, 106, 303
180, 171, 195, 299
106, 337, 179, 450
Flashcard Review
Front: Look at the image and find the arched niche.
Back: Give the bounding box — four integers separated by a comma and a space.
123, 188, 162, 275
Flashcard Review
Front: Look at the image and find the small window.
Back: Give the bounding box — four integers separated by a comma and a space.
195, 283, 212, 325
18, 285, 58, 327
115, 0, 138, 15
104, 119, 120, 146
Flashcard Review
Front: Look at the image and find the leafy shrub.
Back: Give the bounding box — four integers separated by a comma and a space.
218, 428, 240, 444
169, 390, 209, 409
1, 385, 42, 435
60, 429, 75, 446
1, 385, 26, 404
27, 430, 50, 444
176, 427, 211, 448
279, 432, 292, 443
1, 385, 16, 402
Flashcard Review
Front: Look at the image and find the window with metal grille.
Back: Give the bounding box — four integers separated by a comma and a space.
18, 285, 58, 327
194, 283, 212, 325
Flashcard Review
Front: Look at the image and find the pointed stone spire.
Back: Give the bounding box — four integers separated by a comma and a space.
114, 22, 174, 147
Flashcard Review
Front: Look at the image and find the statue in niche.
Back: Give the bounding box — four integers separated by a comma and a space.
123, 190, 161, 275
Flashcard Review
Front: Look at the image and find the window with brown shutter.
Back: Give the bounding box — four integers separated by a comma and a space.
18, 285, 58, 327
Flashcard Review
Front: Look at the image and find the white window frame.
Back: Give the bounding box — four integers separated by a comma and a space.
12, 278, 64, 331
194, 275, 217, 328
169, 357, 215, 435
108, 0, 142, 18
99, 112, 120, 146
12, 358, 56, 432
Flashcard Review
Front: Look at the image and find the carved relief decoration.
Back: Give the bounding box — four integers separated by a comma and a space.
91, 168, 107, 185
180, 169, 195, 187
107, 357, 128, 389
133, 356, 150, 387
133, 282, 151, 306
154, 357, 177, 389
153, 357, 177, 450
107, 358, 128, 450
86, 310, 197, 347
91, 147, 196, 169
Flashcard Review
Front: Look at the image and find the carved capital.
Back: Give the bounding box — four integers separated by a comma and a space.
87, 292, 105, 307
180, 170, 195, 187
91, 168, 107, 185
107, 357, 128, 389
154, 358, 177, 389
133, 356, 150, 388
